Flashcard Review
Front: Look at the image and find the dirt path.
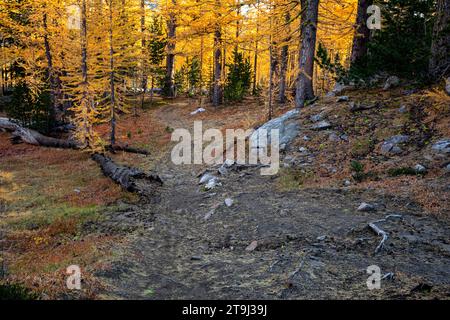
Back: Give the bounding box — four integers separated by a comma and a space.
95, 101, 450, 300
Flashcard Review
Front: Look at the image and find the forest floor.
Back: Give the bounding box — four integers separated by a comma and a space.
1, 85, 449, 299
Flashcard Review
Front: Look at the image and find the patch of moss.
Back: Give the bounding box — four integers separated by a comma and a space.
0, 283, 39, 300
387, 167, 423, 177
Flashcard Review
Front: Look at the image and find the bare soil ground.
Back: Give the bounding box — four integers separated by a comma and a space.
1, 87, 449, 299
93, 93, 450, 300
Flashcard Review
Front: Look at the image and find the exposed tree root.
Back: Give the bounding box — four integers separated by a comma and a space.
91, 153, 162, 195
368, 214, 403, 254
0, 117, 78, 149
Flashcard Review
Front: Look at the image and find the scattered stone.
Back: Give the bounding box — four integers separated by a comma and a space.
431, 139, 450, 154
224, 198, 234, 207
383, 76, 400, 90
380, 135, 410, 155
190, 256, 202, 261
344, 180, 351, 186
316, 235, 326, 241
337, 96, 349, 102
445, 163, 450, 173
310, 114, 323, 122
446, 77, 450, 96
381, 143, 403, 155
204, 209, 215, 220
199, 173, 215, 184
357, 202, 376, 212
386, 135, 410, 145
303, 135, 311, 141
218, 166, 228, 175
74, 188, 81, 193
205, 177, 221, 190
414, 164, 427, 174
398, 105, 407, 113
245, 240, 258, 252
311, 120, 332, 130
299, 147, 308, 153
326, 82, 347, 97
190, 107, 205, 115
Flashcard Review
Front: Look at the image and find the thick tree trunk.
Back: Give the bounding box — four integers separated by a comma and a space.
278, 12, 291, 104
295, 0, 319, 109
429, 0, 450, 79
350, 0, 371, 65
140, 0, 147, 109
0, 117, 78, 148
108, 0, 116, 146
43, 12, 62, 120
213, 27, 223, 106
164, 0, 177, 98
91, 153, 162, 194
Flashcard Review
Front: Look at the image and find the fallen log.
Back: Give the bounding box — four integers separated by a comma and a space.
91, 153, 162, 194
0, 117, 78, 149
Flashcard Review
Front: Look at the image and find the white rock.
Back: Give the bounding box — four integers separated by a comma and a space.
299, 147, 308, 153
383, 76, 400, 90
414, 164, 427, 173
357, 202, 376, 212
205, 177, 221, 190
190, 107, 206, 115
311, 120, 332, 130
199, 173, 214, 184
224, 198, 234, 207
337, 96, 349, 102
432, 139, 450, 154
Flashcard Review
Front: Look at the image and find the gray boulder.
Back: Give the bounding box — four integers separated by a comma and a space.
326, 82, 347, 97
432, 139, 450, 154
414, 164, 427, 174
311, 120, 332, 130
357, 202, 376, 212
383, 76, 400, 90
249, 109, 300, 150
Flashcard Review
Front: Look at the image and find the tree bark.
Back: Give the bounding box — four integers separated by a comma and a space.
164, 0, 177, 97
108, 0, 116, 146
278, 12, 291, 103
350, 0, 371, 65
43, 11, 63, 121
213, 15, 223, 106
91, 153, 162, 194
429, 0, 450, 79
140, 0, 147, 109
295, 0, 319, 109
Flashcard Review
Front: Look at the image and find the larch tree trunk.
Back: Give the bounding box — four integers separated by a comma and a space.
429, 0, 450, 79
213, 1, 223, 107
108, 0, 116, 146
43, 11, 62, 121
295, 0, 319, 109
350, 0, 371, 65
140, 0, 147, 110
164, 0, 177, 98
278, 12, 291, 104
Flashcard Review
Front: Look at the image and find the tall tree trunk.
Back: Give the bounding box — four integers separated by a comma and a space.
350, 0, 371, 65
108, 0, 116, 146
429, 0, 450, 79
164, 0, 176, 98
140, 0, 147, 110
252, 0, 260, 95
213, 26, 223, 106
213, 0, 223, 107
43, 11, 62, 121
278, 12, 291, 103
295, 0, 319, 109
